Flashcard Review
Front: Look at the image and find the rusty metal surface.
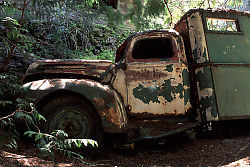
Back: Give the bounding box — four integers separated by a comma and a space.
127, 121, 200, 143
186, 11, 219, 122
23, 78, 127, 133
119, 31, 192, 118
22, 59, 113, 83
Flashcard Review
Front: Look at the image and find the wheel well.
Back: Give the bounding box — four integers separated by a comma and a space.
36, 90, 102, 128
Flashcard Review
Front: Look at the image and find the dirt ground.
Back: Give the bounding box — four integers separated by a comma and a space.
0, 121, 250, 167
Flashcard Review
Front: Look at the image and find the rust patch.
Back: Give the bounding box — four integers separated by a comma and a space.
126, 68, 170, 82
93, 98, 105, 106
103, 107, 120, 126
23, 59, 113, 83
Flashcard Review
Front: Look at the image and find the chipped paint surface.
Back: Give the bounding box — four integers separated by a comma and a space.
199, 88, 213, 99
126, 62, 185, 115
112, 68, 128, 106
23, 78, 127, 133
22, 59, 113, 83
187, 11, 219, 121
182, 66, 192, 112
201, 10, 250, 120
124, 32, 188, 116
194, 66, 218, 121
187, 12, 209, 64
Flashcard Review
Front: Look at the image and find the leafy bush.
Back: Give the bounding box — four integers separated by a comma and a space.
0, 72, 45, 149
25, 130, 98, 162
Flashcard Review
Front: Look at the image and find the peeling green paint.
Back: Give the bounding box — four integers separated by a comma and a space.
132, 79, 184, 104
192, 47, 198, 61
175, 83, 184, 99
182, 68, 191, 105
165, 64, 173, 72
195, 67, 218, 120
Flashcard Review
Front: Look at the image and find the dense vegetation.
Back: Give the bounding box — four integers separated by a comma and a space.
0, 0, 131, 65
127, 0, 249, 30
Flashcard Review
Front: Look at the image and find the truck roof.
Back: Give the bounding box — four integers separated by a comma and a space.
175, 8, 250, 29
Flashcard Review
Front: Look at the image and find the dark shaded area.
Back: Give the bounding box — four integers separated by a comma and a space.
132, 37, 175, 59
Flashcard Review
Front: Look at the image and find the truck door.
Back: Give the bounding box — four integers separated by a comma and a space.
125, 34, 186, 117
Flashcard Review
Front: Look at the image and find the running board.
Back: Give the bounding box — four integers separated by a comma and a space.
127, 122, 200, 144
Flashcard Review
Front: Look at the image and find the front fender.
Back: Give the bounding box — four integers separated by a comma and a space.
23, 79, 127, 133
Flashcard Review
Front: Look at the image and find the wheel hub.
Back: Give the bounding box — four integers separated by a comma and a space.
49, 109, 88, 138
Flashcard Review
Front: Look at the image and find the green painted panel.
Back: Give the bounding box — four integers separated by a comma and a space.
211, 66, 250, 118
206, 15, 250, 63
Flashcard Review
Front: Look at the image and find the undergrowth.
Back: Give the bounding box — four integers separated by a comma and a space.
25, 130, 98, 162
0, 72, 44, 149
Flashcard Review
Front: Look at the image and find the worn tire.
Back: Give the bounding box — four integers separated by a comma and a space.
40, 95, 102, 142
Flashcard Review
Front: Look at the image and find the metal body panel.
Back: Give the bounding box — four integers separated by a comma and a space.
22, 59, 113, 83
175, 9, 250, 121
203, 11, 250, 119
126, 61, 185, 115
123, 31, 191, 117
205, 15, 250, 63
23, 79, 127, 133
112, 68, 128, 106
211, 66, 250, 118
187, 11, 219, 121
182, 65, 192, 113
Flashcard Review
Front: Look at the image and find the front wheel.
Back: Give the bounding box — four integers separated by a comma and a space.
40, 96, 102, 142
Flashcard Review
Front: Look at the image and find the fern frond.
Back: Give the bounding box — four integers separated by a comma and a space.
24, 131, 56, 142
0, 100, 12, 107
5, 138, 17, 150
65, 139, 98, 147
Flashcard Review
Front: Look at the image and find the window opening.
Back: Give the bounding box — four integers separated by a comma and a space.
206, 18, 239, 32
132, 37, 175, 59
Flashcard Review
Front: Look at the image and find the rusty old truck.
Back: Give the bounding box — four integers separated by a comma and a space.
22, 9, 250, 143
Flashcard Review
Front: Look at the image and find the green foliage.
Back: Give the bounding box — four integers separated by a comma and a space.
101, 5, 123, 27
0, 73, 27, 111
126, 0, 168, 31
145, 0, 165, 18
0, 0, 132, 62
0, 72, 43, 149
25, 130, 98, 161
126, 0, 248, 31
0, 16, 36, 58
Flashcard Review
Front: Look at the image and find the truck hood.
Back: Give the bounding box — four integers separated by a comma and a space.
22, 59, 113, 83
